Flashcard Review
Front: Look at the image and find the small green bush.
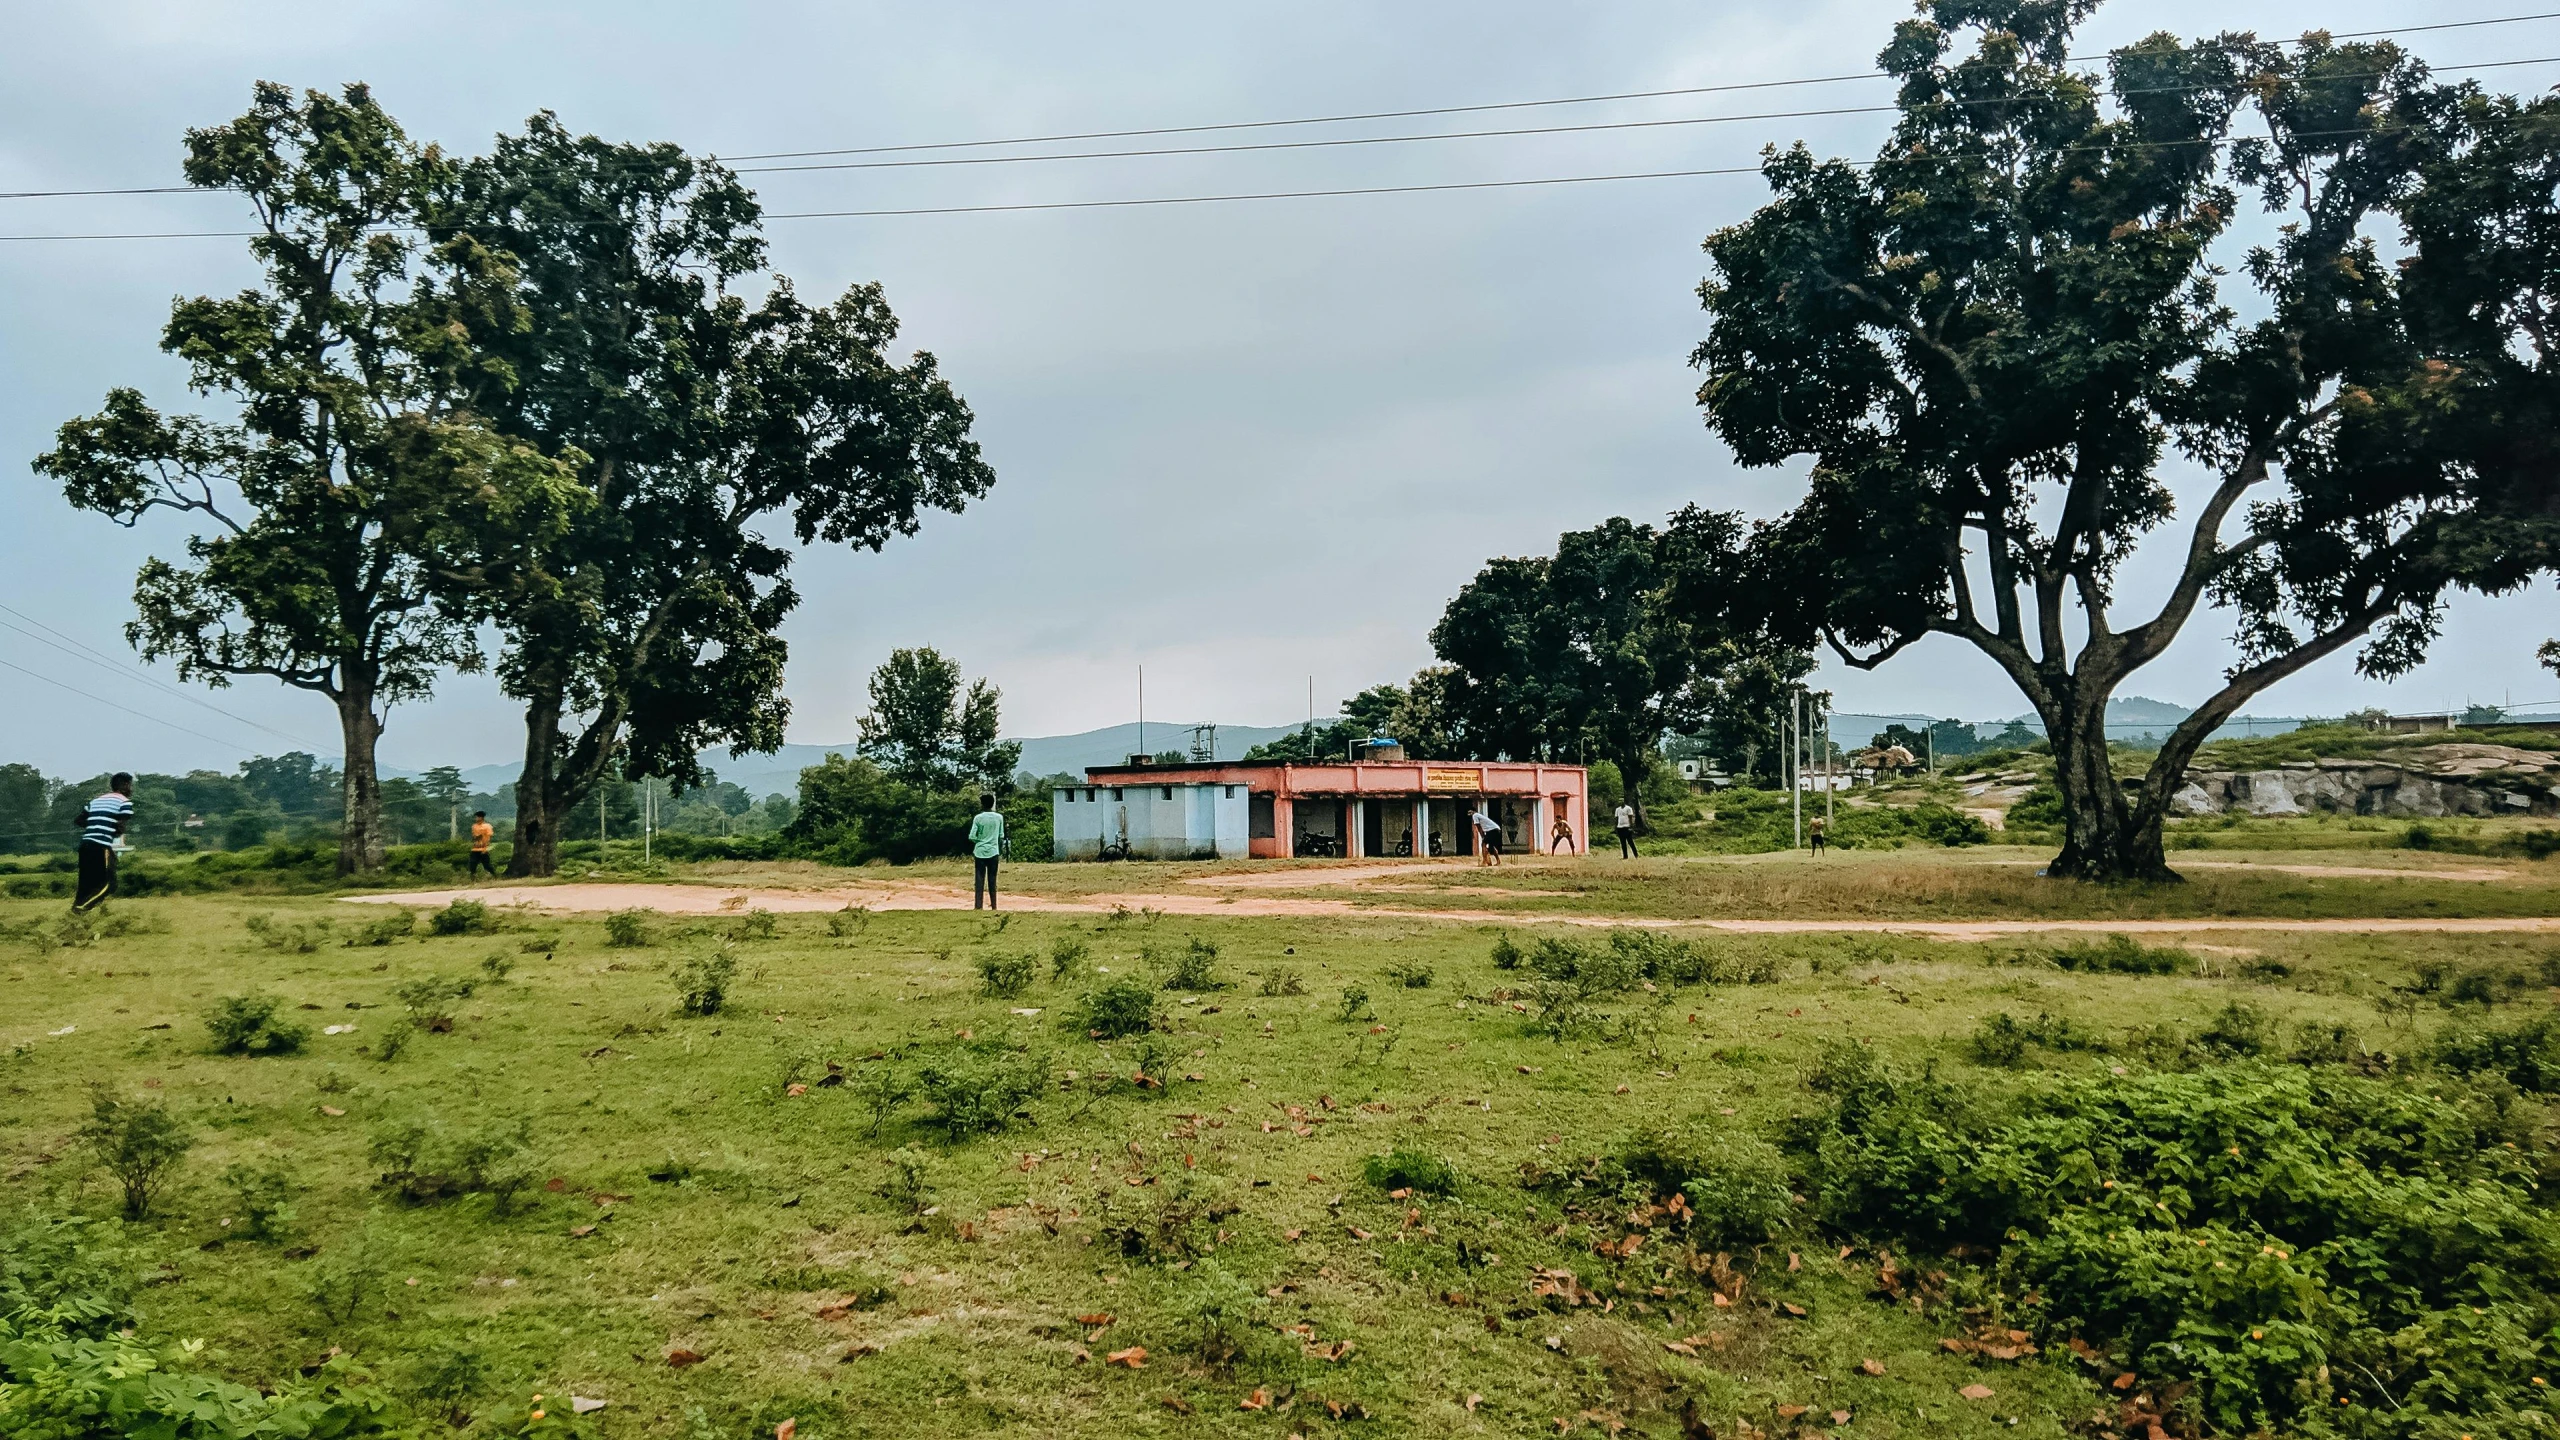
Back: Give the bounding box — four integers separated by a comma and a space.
1968, 1012, 2029, 1068
1160, 937, 1224, 991
913, 1043, 1045, 1138
78, 1088, 193, 1220
1362, 1147, 1459, 1195
604, 908, 655, 947
394, 974, 475, 1031
367, 1112, 534, 1209
1614, 1122, 1793, 1249
244, 913, 333, 953
730, 907, 778, 941
881, 1146, 933, 1212
1077, 978, 1159, 1038
2194, 1000, 2273, 1057
1336, 984, 1374, 1022
976, 950, 1037, 998
477, 952, 515, 983
1257, 967, 1305, 996
1171, 1259, 1267, 1367
1489, 932, 1524, 970
674, 949, 736, 1016
2432, 1011, 2560, 1092
850, 1064, 915, 1138
827, 905, 869, 938
203, 992, 312, 1056
1050, 935, 1089, 978
345, 908, 413, 947
427, 898, 495, 936
517, 932, 559, 955
1385, 961, 1433, 989
220, 1157, 296, 1241
2051, 933, 2190, 975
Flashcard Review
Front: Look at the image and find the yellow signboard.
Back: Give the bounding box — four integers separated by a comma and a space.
1425, 768, 1482, 792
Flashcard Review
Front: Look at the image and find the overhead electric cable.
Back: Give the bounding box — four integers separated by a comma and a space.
0, 655, 256, 752
2, 9, 2554, 199
0, 602, 322, 748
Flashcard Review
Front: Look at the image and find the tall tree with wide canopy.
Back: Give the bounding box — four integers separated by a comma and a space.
1694, 1, 2552, 879
35, 83, 569, 875
855, 647, 1021, 792
426, 116, 995, 875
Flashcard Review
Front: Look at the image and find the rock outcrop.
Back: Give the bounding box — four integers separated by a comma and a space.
2169, 744, 2560, 819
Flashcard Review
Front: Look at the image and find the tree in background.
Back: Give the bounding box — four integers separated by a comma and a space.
34, 84, 566, 876
1694, 5, 2555, 879
0, 763, 52, 855
417, 765, 468, 841
857, 649, 1022, 793
424, 117, 994, 877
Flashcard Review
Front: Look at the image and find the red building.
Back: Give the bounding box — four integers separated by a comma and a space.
1051, 755, 1588, 860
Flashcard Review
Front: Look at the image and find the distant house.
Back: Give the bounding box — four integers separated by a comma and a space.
1053, 754, 1588, 860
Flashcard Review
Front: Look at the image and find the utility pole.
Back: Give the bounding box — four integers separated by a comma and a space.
1823, 712, 1834, 831
1138, 664, 1145, 759
1789, 692, 1802, 850
642, 778, 653, 864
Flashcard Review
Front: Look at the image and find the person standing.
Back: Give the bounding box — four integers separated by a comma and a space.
467, 810, 497, 879
72, 773, 135, 913
1470, 803, 1503, 867
1808, 814, 1828, 855
1550, 805, 1574, 854
968, 793, 1005, 910
1613, 800, 1638, 859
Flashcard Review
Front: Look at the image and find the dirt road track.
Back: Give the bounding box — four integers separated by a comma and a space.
343, 879, 2560, 939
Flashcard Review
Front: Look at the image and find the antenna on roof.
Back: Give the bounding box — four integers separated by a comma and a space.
1138, 664, 1145, 757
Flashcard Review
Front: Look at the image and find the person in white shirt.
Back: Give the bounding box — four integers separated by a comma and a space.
1613, 801, 1638, 859
1469, 803, 1503, 866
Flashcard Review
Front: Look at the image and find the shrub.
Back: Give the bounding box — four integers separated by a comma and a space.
477, 952, 516, 983
2194, 1000, 2273, 1057
427, 898, 495, 936
1525, 979, 1596, 1041
78, 1088, 193, 1220
976, 950, 1037, 999
2051, 933, 2190, 975
1489, 932, 1524, 970
1161, 937, 1223, 991
850, 1064, 915, 1138
1529, 936, 1639, 994
345, 908, 414, 946
1385, 961, 1434, 989
1613, 1122, 1793, 1249
245, 913, 334, 953
1094, 1173, 1238, 1261
827, 904, 870, 938
371, 1023, 410, 1063
1077, 978, 1159, 1038
914, 1043, 1046, 1139
604, 908, 655, 947
1336, 984, 1374, 1022
1172, 1259, 1267, 1366
518, 932, 560, 955
1362, 1147, 1459, 1195
1257, 967, 1305, 996
1051, 935, 1089, 979
203, 992, 312, 1056
367, 1112, 534, 1208
730, 907, 778, 941
881, 1146, 933, 1212
2432, 1011, 2560, 1092
673, 949, 736, 1016
1792, 1057, 2560, 1436
220, 1157, 296, 1241
1968, 1012, 2030, 1068
394, 975, 475, 1031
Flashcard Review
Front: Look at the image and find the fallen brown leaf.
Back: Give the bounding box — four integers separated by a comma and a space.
1831, 1409, 1851, 1425
1240, 1387, 1271, 1411
1105, 1346, 1147, 1368
1788, 1251, 1802, 1272
1959, 1383, 1994, 1401
774, 1420, 795, 1440
318, 1105, 346, 1117
1859, 1358, 1886, 1376
1075, 1312, 1114, 1326
1160, 1394, 1193, 1415
568, 1224, 596, 1238
665, 1348, 704, 1368
1777, 1404, 1808, 1418
1465, 1393, 1482, 1412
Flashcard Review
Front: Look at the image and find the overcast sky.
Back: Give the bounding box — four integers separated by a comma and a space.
4, 0, 2555, 780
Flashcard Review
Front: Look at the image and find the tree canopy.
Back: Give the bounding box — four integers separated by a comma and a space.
856, 648, 1021, 793
1693, 1, 2560, 878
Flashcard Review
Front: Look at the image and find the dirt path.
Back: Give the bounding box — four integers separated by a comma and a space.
344, 880, 2560, 938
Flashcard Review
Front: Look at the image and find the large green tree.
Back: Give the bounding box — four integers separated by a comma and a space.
1694, 3, 2554, 879
855, 648, 1021, 793
35, 83, 569, 874
425, 116, 995, 876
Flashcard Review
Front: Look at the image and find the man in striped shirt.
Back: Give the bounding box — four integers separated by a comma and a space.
72, 773, 135, 913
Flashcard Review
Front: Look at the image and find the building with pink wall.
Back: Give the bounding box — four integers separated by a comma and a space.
1051, 757, 1588, 860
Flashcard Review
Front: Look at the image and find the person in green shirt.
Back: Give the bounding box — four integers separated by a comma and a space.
968, 793, 1005, 910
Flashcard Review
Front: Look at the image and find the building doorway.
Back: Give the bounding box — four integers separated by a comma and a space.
1292, 798, 1347, 857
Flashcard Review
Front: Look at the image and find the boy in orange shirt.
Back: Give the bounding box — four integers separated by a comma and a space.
468, 810, 497, 879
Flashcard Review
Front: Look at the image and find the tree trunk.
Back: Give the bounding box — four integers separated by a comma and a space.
336, 682, 386, 876
2038, 683, 2177, 883
509, 690, 565, 878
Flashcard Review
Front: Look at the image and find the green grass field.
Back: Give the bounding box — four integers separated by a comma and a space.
9, 867, 2560, 1439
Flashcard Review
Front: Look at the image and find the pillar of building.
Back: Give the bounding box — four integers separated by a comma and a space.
1348, 799, 1363, 858
1275, 794, 1295, 858
1411, 797, 1427, 858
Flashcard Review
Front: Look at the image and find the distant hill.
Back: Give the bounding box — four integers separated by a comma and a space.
443, 719, 1331, 799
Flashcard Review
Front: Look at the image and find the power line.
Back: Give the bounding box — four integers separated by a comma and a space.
0, 655, 258, 752
0, 602, 323, 748
2, 10, 2554, 201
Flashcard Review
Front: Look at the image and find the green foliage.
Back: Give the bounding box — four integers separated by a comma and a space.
346, 908, 414, 946
1361, 1147, 1459, 1196
1335, 984, 1373, 1023
244, 912, 333, 953
912, 1042, 1044, 1139
1170, 1259, 1267, 1367
478, 951, 516, 983
1049, 935, 1088, 978
367, 1111, 535, 1209
393, 975, 476, 1031
427, 898, 495, 936
2005, 785, 2065, 830
1256, 968, 1305, 997
1384, 961, 1433, 988
826, 905, 870, 938
1159, 937, 1223, 992
2194, 1000, 2274, 1058
975, 950, 1036, 999
729, 907, 778, 942
77, 1088, 192, 1220
2432, 1011, 2560, 1092
603, 908, 654, 947
1613, 1122, 1793, 1250
202, 992, 312, 1056
673, 949, 736, 1016
219, 1157, 296, 1241
880, 1146, 933, 1213
788, 753, 1002, 866
1489, 933, 1523, 970
1792, 1054, 2558, 1435
850, 1064, 916, 1139
853, 649, 1022, 792
2051, 934, 2191, 975
1076, 978, 1159, 1039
